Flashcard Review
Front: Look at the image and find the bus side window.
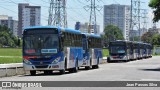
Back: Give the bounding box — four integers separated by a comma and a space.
64, 32, 67, 46
68, 33, 72, 46
75, 35, 78, 47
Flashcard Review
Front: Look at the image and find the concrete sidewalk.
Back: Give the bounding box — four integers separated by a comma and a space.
0, 56, 21, 58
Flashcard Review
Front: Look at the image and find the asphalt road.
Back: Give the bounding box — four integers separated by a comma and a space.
1, 56, 160, 90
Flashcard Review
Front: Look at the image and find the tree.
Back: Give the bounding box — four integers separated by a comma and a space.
152, 34, 160, 45
130, 36, 139, 42
149, 0, 160, 22
0, 25, 20, 47
102, 25, 124, 47
141, 31, 155, 43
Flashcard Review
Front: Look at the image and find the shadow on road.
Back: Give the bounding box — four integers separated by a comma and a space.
20, 71, 74, 77
19, 67, 97, 77
107, 61, 130, 63
140, 68, 160, 72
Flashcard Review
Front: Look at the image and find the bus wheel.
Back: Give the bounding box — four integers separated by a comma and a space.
30, 70, 36, 76
59, 60, 66, 75
59, 69, 65, 75
69, 61, 78, 73
69, 68, 74, 73
48, 70, 53, 74
85, 66, 90, 70
73, 61, 78, 72
44, 70, 52, 75
94, 59, 99, 69
107, 58, 112, 63
85, 59, 92, 70
92, 65, 99, 69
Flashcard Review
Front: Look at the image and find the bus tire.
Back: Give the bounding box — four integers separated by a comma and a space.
30, 70, 36, 76
85, 66, 90, 70
59, 60, 66, 75
85, 59, 92, 70
73, 60, 78, 72
59, 69, 65, 75
44, 70, 52, 75
69, 60, 78, 73
69, 68, 74, 73
107, 58, 112, 63
94, 58, 99, 69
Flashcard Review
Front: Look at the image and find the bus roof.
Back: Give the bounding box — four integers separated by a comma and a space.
64, 28, 81, 34
24, 26, 57, 30
110, 40, 128, 43
24, 26, 81, 34
82, 33, 101, 38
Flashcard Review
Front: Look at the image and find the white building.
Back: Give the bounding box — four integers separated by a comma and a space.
75, 22, 100, 34
18, 3, 41, 37
0, 15, 18, 37
104, 4, 130, 40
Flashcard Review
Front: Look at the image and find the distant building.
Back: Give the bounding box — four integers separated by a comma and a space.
104, 4, 130, 40
89, 24, 100, 34
129, 30, 139, 37
75, 22, 100, 34
75, 22, 81, 30
18, 3, 41, 37
148, 27, 160, 34
0, 15, 18, 36
140, 28, 148, 36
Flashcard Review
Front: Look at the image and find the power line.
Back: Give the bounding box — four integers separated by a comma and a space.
8, 0, 18, 4
71, 0, 89, 20
23, 0, 49, 8
77, 0, 86, 5
41, 0, 50, 3
0, 5, 17, 14
48, 0, 67, 28
113, 0, 119, 4
130, 0, 144, 41
84, 0, 102, 34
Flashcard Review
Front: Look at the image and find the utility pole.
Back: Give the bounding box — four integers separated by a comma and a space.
141, 9, 148, 34
152, 22, 157, 33
48, 0, 67, 28
84, 0, 102, 34
130, 0, 144, 41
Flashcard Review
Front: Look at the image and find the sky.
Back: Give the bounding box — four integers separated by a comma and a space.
0, 0, 158, 32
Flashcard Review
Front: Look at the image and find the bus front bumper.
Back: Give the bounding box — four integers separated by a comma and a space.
109, 56, 128, 61
23, 61, 65, 71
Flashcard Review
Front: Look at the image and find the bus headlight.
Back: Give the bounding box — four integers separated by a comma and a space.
123, 56, 127, 59
52, 57, 61, 64
23, 59, 32, 64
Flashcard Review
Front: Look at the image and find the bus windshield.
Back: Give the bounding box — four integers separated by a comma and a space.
110, 46, 125, 54
24, 34, 59, 56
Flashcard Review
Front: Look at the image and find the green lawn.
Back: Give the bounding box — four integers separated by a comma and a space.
102, 49, 109, 57
0, 48, 22, 64
1, 47, 158, 64
152, 47, 160, 56
0, 48, 22, 56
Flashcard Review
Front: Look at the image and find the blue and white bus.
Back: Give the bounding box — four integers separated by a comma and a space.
137, 42, 144, 59
23, 26, 83, 75
145, 43, 152, 58
132, 42, 139, 60
108, 40, 131, 62
82, 33, 102, 69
